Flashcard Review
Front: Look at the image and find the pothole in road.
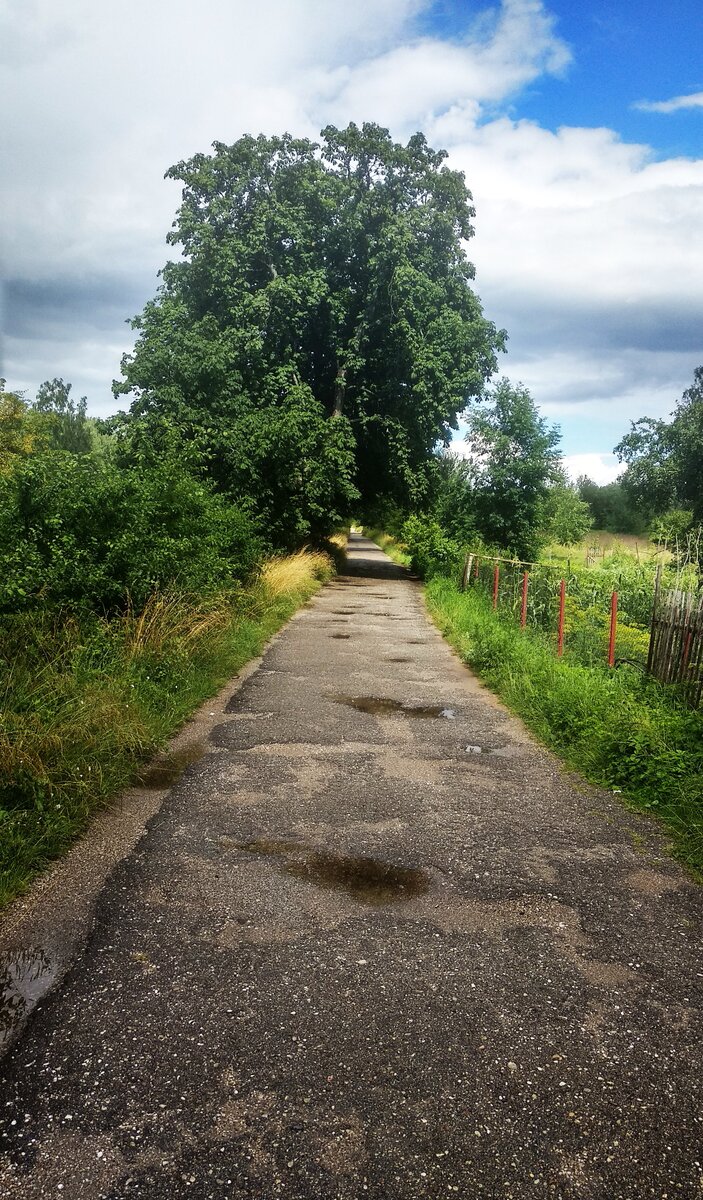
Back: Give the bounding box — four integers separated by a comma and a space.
136, 741, 207, 788
237, 841, 429, 905
1, 948, 56, 1050
330, 633, 352, 640
384, 655, 411, 663
328, 695, 456, 719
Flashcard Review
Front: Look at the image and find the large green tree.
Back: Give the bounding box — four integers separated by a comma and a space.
615, 366, 703, 526
113, 123, 503, 535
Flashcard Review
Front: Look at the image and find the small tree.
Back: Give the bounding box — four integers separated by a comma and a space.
33, 378, 93, 455
465, 378, 561, 560
542, 476, 593, 546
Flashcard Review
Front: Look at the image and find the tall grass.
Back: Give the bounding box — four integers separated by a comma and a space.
426, 577, 703, 877
0, 549, 336, 908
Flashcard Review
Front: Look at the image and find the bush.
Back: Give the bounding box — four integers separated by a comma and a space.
0, 451, 262, 613
401, 514, 464, 580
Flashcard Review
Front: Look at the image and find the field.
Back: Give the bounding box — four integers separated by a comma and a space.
541, 530, 669, 568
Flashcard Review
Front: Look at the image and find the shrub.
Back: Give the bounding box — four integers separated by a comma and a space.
401, 514, 464, 580
0, 451, 262, 613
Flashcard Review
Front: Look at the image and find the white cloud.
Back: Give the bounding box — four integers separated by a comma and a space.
562, 454, 621, 486
320, 0, 570, 129
634, 91, 703, 114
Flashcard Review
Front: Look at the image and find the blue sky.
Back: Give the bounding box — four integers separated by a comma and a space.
494, 0, 703, 150
2, 0, 702, 483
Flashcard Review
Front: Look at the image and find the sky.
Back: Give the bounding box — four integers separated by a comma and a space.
2, 0, 702, 485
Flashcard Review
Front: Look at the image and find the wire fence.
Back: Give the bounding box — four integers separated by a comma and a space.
462, 551, 703, 706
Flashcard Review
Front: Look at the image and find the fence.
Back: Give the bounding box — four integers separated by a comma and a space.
648, 583, 703, 707
462, 552, 703, 707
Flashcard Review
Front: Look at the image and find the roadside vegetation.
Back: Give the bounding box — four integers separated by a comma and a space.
369, 522, 703, 876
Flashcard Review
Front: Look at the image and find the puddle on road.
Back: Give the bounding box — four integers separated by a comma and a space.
464, 743, 527, 758
1, 948, 56, 1049
136, 741, 207, 789
238, 840, 429, 905
329, 695, 456, 719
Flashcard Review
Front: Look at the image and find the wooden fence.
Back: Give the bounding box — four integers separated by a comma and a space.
647, 585, 703, 707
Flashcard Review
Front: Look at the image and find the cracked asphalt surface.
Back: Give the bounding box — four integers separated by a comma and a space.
1, 535, 702, 1198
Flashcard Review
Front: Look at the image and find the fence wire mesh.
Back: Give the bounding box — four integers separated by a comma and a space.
466, 553, 702, 691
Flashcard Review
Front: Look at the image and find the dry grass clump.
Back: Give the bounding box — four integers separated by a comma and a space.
259, 549, 334, 598
122, 591, 232, 660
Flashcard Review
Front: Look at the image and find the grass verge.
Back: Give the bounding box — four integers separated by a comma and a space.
426, 575, 703, 877
0, 548, 336, 909
362, 528, 412, 569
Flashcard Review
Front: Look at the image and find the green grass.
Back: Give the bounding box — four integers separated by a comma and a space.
0, 550, 336, 909
541, 529, 666, 568
426, 576, 703, 878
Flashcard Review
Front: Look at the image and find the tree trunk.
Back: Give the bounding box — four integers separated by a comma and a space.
333, 365, 346, 418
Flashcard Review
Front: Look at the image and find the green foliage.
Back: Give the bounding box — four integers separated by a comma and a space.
401, 514, 464, 579
427, 578, 703, 875
0, 450, 262, 613
114, 123, 503, 529
541, 479, 592, 546
0, 380, 48, 472
576, 476, 645, 534
32, 378, 94, 454
423, 451, 477, 544
465, 378, 561, 560
649, 508, 695, 546
616, 365, 703, 525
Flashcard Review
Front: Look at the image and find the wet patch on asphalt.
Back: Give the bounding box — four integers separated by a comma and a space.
329, 695, 456, 719
135, 741, 207, 788
237, 840, 430, 905
1, 948, 56, 1050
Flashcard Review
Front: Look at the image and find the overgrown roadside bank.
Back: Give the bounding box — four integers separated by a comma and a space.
371, 534, 703, 877
0, 547, 338, 909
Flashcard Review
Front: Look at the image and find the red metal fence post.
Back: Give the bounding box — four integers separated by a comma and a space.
492, 563, 500, 610
557, 578, 566, 656
520, 571, 529, 628
608, 591, 618, 667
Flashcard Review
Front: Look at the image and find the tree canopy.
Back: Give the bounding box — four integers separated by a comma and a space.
615, 365, 703, 527
113, 123, 504, 541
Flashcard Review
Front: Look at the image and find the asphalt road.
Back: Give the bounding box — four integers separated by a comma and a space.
1, 535, 702, 1198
